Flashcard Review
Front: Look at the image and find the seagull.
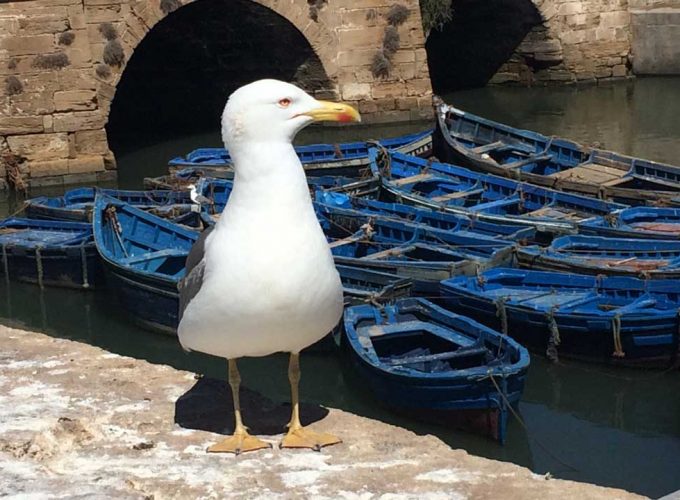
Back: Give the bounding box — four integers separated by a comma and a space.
177, 79, 360, 454
186, 183, 212, 206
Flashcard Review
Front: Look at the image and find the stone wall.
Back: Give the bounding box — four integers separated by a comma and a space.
0, 0, 432, 191
630, 2, 680, 74
490, 0, 633, 85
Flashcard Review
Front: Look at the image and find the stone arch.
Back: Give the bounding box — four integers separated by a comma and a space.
426, 0, 544, 92
100, 0, 339, 121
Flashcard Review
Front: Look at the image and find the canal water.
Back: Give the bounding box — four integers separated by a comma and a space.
2, 77, 680, 497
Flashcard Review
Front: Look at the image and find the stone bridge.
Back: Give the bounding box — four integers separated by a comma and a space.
0, 0, 432, 190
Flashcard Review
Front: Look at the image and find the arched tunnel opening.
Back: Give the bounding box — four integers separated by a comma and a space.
107, 0, 332, 154
425, 0, 543, 93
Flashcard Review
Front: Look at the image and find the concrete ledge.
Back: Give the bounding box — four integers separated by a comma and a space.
0, 325, 643, 498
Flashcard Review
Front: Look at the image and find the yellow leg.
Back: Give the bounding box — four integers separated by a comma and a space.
280, 353, 341, 451
207, 359, 271, 455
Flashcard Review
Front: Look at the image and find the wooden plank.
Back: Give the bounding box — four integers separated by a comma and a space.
363, 245, 416, 260
392, 173, 434, 186
431, 188, 483, 202
471, 141, 505, 154
548, 163, 625, 183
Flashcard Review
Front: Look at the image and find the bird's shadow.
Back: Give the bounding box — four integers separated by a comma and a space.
174, 377, 329, 436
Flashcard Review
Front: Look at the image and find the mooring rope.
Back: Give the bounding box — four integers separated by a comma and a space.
35, 245, 44, 289
1, 242, 8, 284
80, 240, 89, 289
546, 307, 561, 363
483, 372, 579, 472
612, 313, 625, 358
494, 296, 509, 335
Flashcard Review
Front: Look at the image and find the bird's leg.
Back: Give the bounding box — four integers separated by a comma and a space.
207, 359, 271, 454
280, 353, 341, 451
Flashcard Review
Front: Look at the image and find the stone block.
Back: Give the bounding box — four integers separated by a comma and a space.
28, 175, 64, 188
67, 5, 86, 30
358, 100, 378, 114
7, 133, 69, 161
489, 72, 521, 84
43, 115, 53, 133
391, 50, 415, 64
1, 35, 55, 56
372, 81, 406, 99
405, 78, 431, 97
0, 116, 44, 135
600, 11, 630, 29
8, 91, 55, 116
337, 26, 384, 49
57, 69, 98, 90
68, 156, 105, 174
53, 111, 105, 132
54, 90, 98, 112
374, 97, 396, 111
74, 129, 109, 155
18, 14, 69, 35
595, 66, 613, 78
559, 2, 583, 16
363, 109, 411, 124
84, 4, 125, 23
341, 82, 371, 100
338, 49, 374, 67
395, 96, 419, 111
612, 64, 628, 77
30, 158, 70, 177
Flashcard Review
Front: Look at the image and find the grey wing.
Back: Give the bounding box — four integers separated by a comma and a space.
178, 225, 214, 322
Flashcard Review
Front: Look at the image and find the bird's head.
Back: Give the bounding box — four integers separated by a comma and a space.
221, 79, 361, 149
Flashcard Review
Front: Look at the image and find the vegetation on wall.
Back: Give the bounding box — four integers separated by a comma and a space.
160, 0, 182, 14
5, 76, 22, 96
419, 0, 452, 37
32, 53, 70, 70
58, 31, 75, 46
371, 3, 410, 79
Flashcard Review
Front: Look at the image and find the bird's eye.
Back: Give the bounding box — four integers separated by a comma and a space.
278, 98, 292, 108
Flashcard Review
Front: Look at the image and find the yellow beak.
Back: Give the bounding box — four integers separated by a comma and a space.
302, 100, 361, 123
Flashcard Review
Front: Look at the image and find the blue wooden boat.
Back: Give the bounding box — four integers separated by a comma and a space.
370, 148, 625, 235
319, 205, 516, 294
24, 187, 194, 223
342, 298, 529, 443
580, 207, 680, 240
168, 129, 433, 177
441, 268, 680, 367
93, 195, 412, 333
92, 194, 197, 334
336, 264, 412, 305
329, 233, 505, 294
0, 217, 101, 289
434, 102, 680, 205
516, 235, 680, 279
315, 191, 536, 242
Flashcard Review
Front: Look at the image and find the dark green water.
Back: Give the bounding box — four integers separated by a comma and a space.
2, 77, 680, 497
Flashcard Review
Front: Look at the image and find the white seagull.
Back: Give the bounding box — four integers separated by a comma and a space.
178, 79, 360, 454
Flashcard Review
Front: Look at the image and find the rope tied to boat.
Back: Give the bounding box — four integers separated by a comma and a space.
1, 242, 8, 284
612, 313, 625, 358
604, 212, 618, 227
35, 245, 44, 289
494, 296, 508, 335
105, 205, 129, 258
546, 307, 561, 363
80, 239, 89, 289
